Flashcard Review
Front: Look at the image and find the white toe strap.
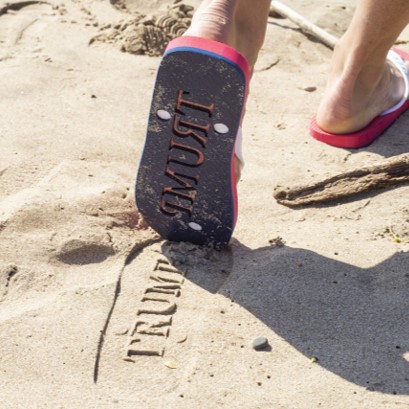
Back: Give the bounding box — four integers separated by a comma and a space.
381, 49, 409, 116
235, 126, 245, 170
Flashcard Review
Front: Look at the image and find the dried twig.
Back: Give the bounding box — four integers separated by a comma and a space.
274, 153, 409, 207
269, 0, 338, 49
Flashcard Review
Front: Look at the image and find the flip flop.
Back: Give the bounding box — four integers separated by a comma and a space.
135, 36, 249, 249
310, 48, 409, 148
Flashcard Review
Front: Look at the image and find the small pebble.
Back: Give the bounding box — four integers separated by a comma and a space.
164, 360, 177, 369
303, 86, 317, 92
252, 336, 269, 351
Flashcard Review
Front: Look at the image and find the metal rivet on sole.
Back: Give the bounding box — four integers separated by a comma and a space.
157, 109, 171, 121
214, 123, 229, 134
188, 222, 203, 231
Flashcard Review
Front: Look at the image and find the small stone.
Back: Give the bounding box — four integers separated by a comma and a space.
164, 360, 177, 369
303, 86, 317, 92
252, 336, 269, 351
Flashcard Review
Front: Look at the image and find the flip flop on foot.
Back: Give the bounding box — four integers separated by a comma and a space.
310, 48, 409, 148
135, 36, 249, 249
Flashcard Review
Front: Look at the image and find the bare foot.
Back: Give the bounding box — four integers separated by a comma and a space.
316, 40, 408, 134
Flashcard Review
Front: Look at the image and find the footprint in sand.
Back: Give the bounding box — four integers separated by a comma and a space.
55, 238, 116, 265
91, 1, 194, 56
0, 1, 54, 60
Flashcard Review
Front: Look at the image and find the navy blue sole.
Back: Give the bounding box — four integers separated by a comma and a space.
135, 47, 246, 249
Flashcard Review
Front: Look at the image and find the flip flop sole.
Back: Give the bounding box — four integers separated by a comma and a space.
135, 37, 248, 249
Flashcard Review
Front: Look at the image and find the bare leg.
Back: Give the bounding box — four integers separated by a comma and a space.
184, 0, 271, 180
317, 0, 409, 134
185, 0, 270, 69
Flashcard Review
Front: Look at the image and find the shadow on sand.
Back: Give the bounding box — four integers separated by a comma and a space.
164, 240, 409, 396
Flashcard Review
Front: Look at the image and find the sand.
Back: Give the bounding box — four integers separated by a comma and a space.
1, 0, 409, 408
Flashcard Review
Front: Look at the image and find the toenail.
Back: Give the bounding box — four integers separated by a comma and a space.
214, 123, 229, 134
157, 109, 171, 120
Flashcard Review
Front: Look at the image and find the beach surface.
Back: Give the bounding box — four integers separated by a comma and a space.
1, 0, 409, 407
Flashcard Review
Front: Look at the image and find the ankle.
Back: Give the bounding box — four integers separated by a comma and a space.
333, 35, 387, 81
317, 41, 406, 134
183, 0, 236, 48
183, 0, 268, 70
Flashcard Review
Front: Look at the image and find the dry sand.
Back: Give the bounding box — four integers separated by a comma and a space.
1, 0, 409, 408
